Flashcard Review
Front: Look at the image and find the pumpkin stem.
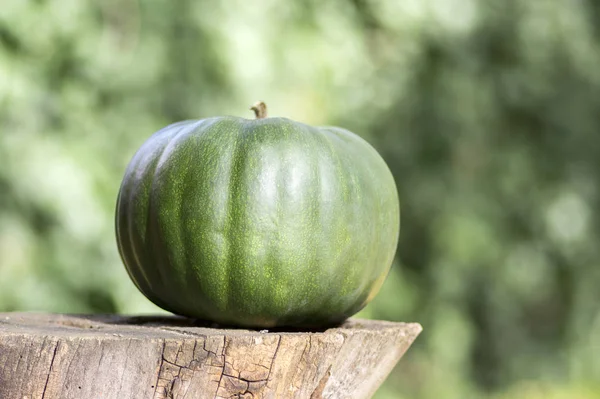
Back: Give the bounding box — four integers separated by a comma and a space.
250, 101, 268, 119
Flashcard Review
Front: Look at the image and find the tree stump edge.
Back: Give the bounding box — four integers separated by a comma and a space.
0, 312, 421, 399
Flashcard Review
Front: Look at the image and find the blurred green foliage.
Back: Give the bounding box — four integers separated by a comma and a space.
1, 0, 600, 398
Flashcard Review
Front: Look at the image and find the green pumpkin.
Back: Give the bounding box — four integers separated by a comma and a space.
115, 103, 400, 328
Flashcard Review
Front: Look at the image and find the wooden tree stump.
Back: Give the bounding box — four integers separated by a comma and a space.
0, 313, 421, 399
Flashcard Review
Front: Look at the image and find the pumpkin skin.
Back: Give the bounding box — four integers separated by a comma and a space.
116, 115, 400, 328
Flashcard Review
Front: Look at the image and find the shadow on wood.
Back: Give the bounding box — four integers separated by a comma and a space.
0, 312, 421, 399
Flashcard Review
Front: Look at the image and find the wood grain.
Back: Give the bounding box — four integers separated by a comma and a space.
0, 313, 421, 399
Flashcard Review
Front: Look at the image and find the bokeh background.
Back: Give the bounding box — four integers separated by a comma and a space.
1, 0, 600, 398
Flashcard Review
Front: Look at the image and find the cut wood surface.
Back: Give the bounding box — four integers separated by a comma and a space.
0, 313, 421, 399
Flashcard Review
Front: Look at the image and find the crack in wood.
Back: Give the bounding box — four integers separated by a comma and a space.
203, 341, 217, 357
95, 341, 105, 377
160, 358, 179, 368
310, 365, 332, 399
41, 340, 59, 399
164, 375, 180, 398
301, 336, 312, 363
191, 340, 198, 363
180, 341, 199, 399
266, 335, 282, 383
153, 340, 167, 398
289, 335, 313, 392
221, 373, 270, 384
213, 336, 228, 398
